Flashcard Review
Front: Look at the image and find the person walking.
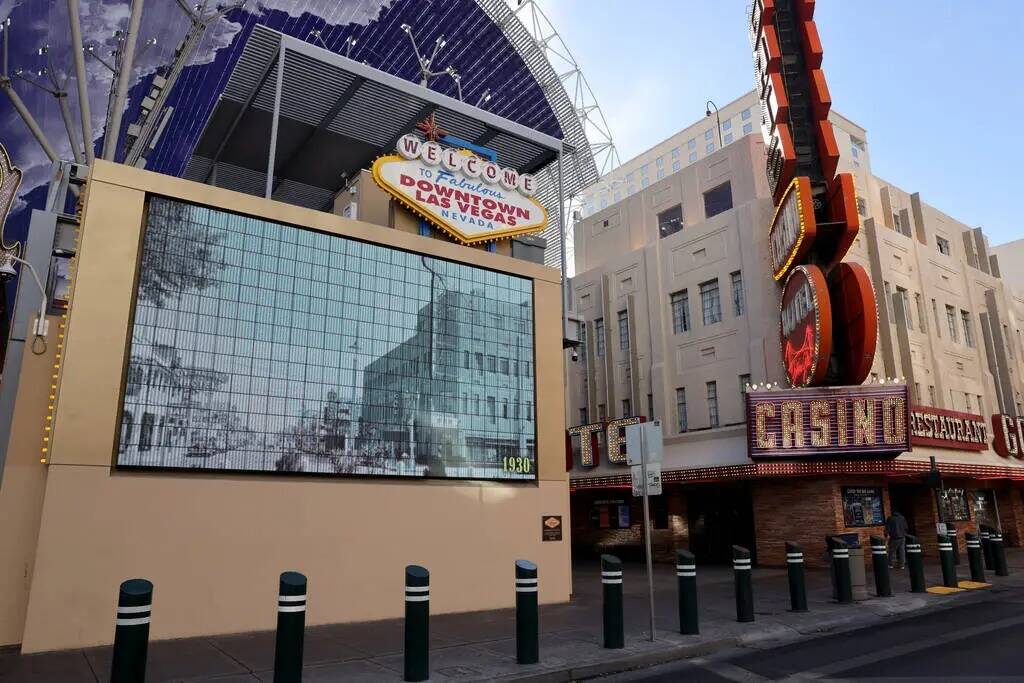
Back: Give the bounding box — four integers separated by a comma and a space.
885, 509, 909, 569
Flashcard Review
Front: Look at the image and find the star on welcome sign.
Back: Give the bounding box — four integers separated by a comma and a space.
415, 113, 448, 142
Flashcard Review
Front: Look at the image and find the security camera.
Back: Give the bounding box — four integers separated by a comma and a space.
570, 348, 579, 363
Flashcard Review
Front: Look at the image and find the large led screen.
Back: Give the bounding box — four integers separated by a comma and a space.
117, 197, 537, 480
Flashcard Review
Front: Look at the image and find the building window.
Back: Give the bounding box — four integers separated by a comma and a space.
700, 279, 722, 325
914, 382, 922, 402
657, 169, 665, 179
579, 408, 588, 425
928, 385, 937, 406
487, 396, 496, 423
672, 161, 681, 172
961, 310, 975, 347
704, 129, 713, 141
703, 182, 733, 218
627, 184, 636, 195
626, 172, 634, 183
915, 293, 928, 334
741, 108, 752, 120
622, 398, 632, 417
613, 191, 621, 201
937, 236, 951, 255
641, 178, 649, 189
672, 147, 680, 158
595, 318, 605, 356
706, 381, 719, 428
931, 299, 941, 337
500, 357, 510, 374
688, 138, 696, 150
475, 352, 484, 371
618, 310, 629, 351
487, 354, 497, 372
724, 132, 734, 144
722, 119, 732, 131
731, 271, 745, 316
883, 282, 895, 323
670, 289, 690, 333
857, 196, 867, 216
598, 403, 606, 421
897, 286, 912, 330
742, 122, 753, 135
946, 305, 959, 342
647, 393, 654, 420
706, 142, 715, 154
641, 164, 649, 176
676, 388, 688, 433
139, 412, 155, 452
656, 156, 664, 168
658, 204, 684, 238
689, 152, 697, 162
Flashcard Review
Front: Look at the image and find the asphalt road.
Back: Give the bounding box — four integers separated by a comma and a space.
603, 588, 1024, 682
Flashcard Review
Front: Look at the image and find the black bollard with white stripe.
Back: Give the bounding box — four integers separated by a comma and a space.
514, 560, 539, 665
992, 531, 1009, 577
676, 549, 698, 635
601, 554, 624, 649
938, 534, 957, 588
947, 524, 960, 566
831, 537, 853, 604
273, 571, 307, 683
870, 535, 892, 597
732, 545, 754, 623
785, 542, 808, 612
981, 527, 995, 571
966, 532, 985, 583
906, 535, 926, 593
110, 578, 153, 683
404, 565, 430, 682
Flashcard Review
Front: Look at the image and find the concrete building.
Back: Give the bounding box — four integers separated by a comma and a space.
566, 105, 1024, 568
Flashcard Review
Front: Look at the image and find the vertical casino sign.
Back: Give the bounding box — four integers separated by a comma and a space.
750, 0, 877, 388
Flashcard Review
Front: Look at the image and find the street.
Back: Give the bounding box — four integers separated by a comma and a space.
605, 586, 1024, 681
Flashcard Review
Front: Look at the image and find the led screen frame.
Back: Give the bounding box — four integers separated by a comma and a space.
113, 195, 539, 483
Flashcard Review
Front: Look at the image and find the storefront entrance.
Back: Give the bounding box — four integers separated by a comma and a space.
687, 483, 756, 564
888, 483, 921, 535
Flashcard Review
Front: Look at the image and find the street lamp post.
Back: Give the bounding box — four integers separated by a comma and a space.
705, 100, 723, 149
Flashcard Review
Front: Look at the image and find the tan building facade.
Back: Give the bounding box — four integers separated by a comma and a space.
567, 108, 1024, 568
0, 161, 571, 652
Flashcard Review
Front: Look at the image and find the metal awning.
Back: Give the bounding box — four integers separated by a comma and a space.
183, 25, 571, 217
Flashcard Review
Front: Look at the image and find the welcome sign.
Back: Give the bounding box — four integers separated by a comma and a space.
371, 135, 548, 244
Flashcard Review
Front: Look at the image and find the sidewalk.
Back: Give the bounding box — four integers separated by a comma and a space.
3, 551, 1022, 682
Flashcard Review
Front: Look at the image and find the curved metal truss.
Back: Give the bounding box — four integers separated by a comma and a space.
476, 0, 620, 272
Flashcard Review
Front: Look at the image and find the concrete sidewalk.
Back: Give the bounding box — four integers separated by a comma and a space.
3, 551, 1022, 682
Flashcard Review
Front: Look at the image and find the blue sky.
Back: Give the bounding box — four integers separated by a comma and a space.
540, 0, 1022, 247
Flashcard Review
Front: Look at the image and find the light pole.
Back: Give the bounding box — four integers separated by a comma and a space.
705, 100, 723, 149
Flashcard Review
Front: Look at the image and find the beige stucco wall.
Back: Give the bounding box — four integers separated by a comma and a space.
4, 161, 570, 653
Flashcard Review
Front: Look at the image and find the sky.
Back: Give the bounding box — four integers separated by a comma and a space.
538, 0, 1023, 247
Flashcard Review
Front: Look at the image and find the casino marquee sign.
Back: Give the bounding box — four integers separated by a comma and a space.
372, 134, 547, 245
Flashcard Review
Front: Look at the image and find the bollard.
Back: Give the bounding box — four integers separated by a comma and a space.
938, 534, 957, 588
676, 549, 699, 635
514, 560, 539, 665
869, 536, 892, 598
948, 524, 960, 566
601, 554, 624, 648
981, 527, 995, 571
906, 535, 926, 593
831, 537, 853, 604
785, 542, 808, 612
273, 572, 306, 683
992, 531, 1009, 577
966, 533, 985, 583
404, 565, 430, 682
732, 545, 754, 622
110, 579, 153, 683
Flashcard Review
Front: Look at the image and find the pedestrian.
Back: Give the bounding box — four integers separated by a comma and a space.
885, 509, 909, 569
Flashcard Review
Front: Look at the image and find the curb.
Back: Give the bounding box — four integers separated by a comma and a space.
499, 637, 737, 682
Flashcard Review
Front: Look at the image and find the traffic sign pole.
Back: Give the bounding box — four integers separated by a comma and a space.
640, 423, 656, 642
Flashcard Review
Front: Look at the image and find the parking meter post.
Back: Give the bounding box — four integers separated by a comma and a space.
870, 535, 892, 598
993, 531, 1009, 577
905, 535, 926, 593
938, 534, 957, 588
273, 572, 306, 683
404, 565, 430, 682
785, 541, 808, 612
732, 545, 754, 623
601, 554, 624, 649
965, 533, 985, 583
514, 560, 539, 665
675, 549, 698, 635
831, 537, 853, 604
110, 578, 153, 683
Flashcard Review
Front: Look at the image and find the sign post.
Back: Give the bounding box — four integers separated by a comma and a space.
626, 420, 662, 642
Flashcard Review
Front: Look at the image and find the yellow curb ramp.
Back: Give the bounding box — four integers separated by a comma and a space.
926, 586, 965, 594
957, 580, 991, 589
